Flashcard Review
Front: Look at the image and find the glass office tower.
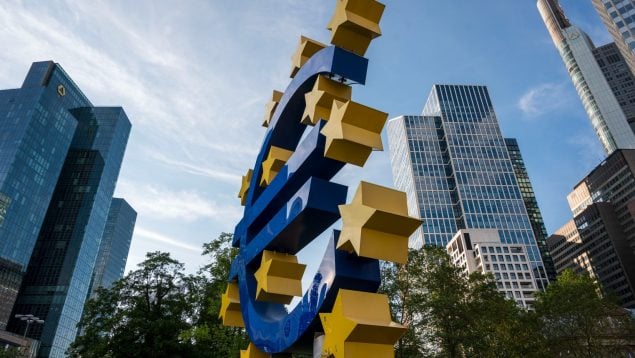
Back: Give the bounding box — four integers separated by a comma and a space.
387, 85, 549, 288
7, 106, 131, 357
537, 0, 635, 154
88, 198, 137, 298
505, 138, 557, 282
592, 0, 635, 77
0, 62, 92, 329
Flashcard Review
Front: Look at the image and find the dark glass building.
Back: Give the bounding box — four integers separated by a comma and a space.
0, 62, 92, 329
549, 149, 635, 307
88, 198, 136, 298
7, 106, 131, 357
0, 62, 133, 357
504, 138, 557, 283
387, 85, 549, 289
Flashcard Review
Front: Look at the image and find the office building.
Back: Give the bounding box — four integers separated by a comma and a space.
592, 0, 635, 77
593, 43, 635, 133
0, 62, 92, 330
504, 138, 557, 282
447, 229, 539, 308
538, 0, 635, 154
7, 105, 131, 357
387, 84, 549, 289
88, 198, 136, 298
548, 149, 635, 307
0, 62, 133, 357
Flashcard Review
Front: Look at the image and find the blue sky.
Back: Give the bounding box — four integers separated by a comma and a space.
0, 0, 612, 273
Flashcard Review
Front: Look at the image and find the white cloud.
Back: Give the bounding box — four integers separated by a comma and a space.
517, 82, 572, 118
133, 227, 201, 253
116, 181, 242, 223
149, 151, 242, 185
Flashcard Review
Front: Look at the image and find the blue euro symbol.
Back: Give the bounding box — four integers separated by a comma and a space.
228, 46, 381, 354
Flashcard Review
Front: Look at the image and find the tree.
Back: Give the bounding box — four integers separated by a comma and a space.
179, 232, 247, 357
69, 233, 247, 358
0, 347, 22, 358
381, 246, 545, 357
534, 269, 635, 357
70, 251, 195, 357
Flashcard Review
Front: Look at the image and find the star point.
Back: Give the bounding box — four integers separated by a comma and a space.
254, 250, 306, 304
337, 181, 421, 264
327, 0, 385, 56
263, 90, 283, 128
238, 169, 254, 206
302, 75, 352, 126
321, 100, 387, 167
219, 282, 244, 327
240, 343, 270, 358
290, 36, 326, 78
260, 146, 293, 187
320, 289, 406, 357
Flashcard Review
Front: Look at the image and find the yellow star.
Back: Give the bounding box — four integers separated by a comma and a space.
240, 343, 270, 358
302, 75, 352, 126
238, 169, 253, 206
263, 90, 283, 128
326, 0, 385, 56
337, 181, 422, 264
254, 250, 306, 304
321, 100, 387, 167
290, 36, 326, 78
320, 289, 406, 357
260, 146, 293, 187
219, 282, 244, 328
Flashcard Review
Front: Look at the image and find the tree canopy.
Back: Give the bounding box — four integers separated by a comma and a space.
68, 233, 246, 358
70, 235, 635, 357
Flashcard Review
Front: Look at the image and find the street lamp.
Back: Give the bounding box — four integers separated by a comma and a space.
14, 314, 44, 338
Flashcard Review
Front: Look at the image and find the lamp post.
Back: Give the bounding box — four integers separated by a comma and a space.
14, 314, 44, 338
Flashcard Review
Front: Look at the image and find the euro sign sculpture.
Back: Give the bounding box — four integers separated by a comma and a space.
220, 1, 422, 356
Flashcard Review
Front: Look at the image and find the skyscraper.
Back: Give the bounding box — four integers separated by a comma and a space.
592, 0, 635, 77
7, 106, 131, 357
387, 84, 549, 289
548, 149, 635, 307
88, 198, 136, 298
538, 0, 635, 154
0, 62, 91, 330
0, 61, 133, 357
505, 138, 557, 282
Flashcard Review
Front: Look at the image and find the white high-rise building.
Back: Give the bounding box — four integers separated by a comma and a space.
446, 229, 539, 309
538, 0, 635, 154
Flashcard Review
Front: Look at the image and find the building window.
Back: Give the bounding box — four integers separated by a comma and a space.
0, 193, 10, 228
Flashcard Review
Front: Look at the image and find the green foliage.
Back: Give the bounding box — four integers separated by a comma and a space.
0, 346, 22, 358
381, 248, 635, 358
69, 233, 247, 358
381, 246, 545, 357
180, 232, 248, 357
72, 232, 635, 357
535, 269, 635, 357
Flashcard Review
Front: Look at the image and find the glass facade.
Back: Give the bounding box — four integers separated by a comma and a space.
88, 198, 136, 298
538, 0, 635, 154
388, 84, 549, 289
7, 106, 131, 357
593, 42, 635, 133
593, 0, 635, 77
505, 138, 557, 282
0, 62, 92, 329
